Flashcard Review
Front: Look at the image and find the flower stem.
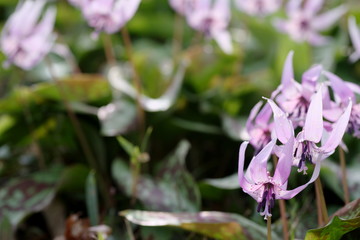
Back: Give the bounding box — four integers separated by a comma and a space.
315, 177, 328, 224
267, 216, 272, 240
172, 13, 184, 63
339, 147, 350, 204
121, 27, 145, 136
272, 155, 289, 240
45, 57, 112, 209
103, 34, 116, 65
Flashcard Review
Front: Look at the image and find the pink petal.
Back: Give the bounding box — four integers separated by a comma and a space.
304, 0, 323, 16
286, 0, 302, 15
324, 71, 355, 104
246, 101, 263, 130
273, 135, 294, 186
255, 103, 272, 127
266, 98, 294, 144
238, 141, 257, 191
212, 30, 233, 54
248, 139, 276, 183
281, 51, 294, 89
279, 162, 321, 199
349, 16, 360, 54
312, 5, 347, 31
304, 87, 323, 143
321, 101, 352, 153
301, 65, 322, 100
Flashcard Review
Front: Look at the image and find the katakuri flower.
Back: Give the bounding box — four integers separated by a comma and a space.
348, 16, 360, 62
246, 101, 273, 153
324, 71, 360, 138
267, 87, 352, 173
79, 0, 141, 38
272, 51, 323, 127
0, 0, 56, 70
238, 136, 320, 220
186, 0, 233, 54
235, 0, 282, 17
274, 0, 347, 45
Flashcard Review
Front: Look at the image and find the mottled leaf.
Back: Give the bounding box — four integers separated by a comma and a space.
121, 210, 280, 240
0, 167, 62, 226
305, 199, 360, 240
112, 140, 200, 212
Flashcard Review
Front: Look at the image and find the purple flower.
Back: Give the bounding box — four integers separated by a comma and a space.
79, 0, 141, 38
348, 16, 360, 62
68, 0, 84, 8
267, 87, 352, 173
0, 0, 56, 70
272, 51, 323, 127
186, 0, 233, 54
246, 101, 273, 152
238, 136, 320, 219
235, 0, 282, 17
274, 0, 347, 45
324, 71, 360, 138
169, 0, 195, 16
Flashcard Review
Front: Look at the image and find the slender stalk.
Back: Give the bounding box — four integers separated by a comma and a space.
45, 57, 112, 209
339, 147, 350, 204
315, 178, 328, 224
124, 219, 135, 240
172, 13, 184, 62
103, 34, 116, 65
315, 183, 324, 226
272, 155, 289, 240
267, 217, 272, 240
121, 27, 145, 136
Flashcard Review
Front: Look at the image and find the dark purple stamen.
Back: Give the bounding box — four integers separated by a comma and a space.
257, 184, 276, 214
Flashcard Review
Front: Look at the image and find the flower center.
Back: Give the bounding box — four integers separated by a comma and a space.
288, 97, 309, 123
257, 183, 275, 219
294, 140, 314, 174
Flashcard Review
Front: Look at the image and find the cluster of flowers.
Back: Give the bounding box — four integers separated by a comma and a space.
239, 51, 359, 219
3, 0, 360, 71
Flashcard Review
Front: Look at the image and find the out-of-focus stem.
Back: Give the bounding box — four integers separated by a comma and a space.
339, 147, 350, 204
272, 155, 289, 240
315, 185, 324, 226
103, 34, 116, 65
172, 13, 184, 62
124, 219, 135, 240
267, 216, 272, 240
315, 178, 328, 224
121, 27, 145, 136
45, 57, 112, 209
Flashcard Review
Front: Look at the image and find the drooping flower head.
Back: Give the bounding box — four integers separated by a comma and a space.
71, 0, 141, 38
267, 87, 352, 174
274, 0, 347, 45
238, 136, 320, 219
186, 0, 233, 54
324, 71, 360, 138
272, 51, 323, 128
0, 0, 56, 70
348, 16, 360, 62
235, 0, 282, 17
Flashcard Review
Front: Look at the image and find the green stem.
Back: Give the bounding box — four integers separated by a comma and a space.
339, 147, 350, 204
315, 178, 328, 224
45, 57, 112, 209
121, 27, 145, 137
103, 34, 116, 65
267, 216, 272, 240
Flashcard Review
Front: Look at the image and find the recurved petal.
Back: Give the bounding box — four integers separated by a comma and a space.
266, 98, 294, 144
321, 101, 352, 153
281, 51, 294, 89
212, 30, 233, 54
312, 5, 348, 31
324, 71, 355, 104
304, 0, 323, 16
304, 87, 323, 143
301, 65, 322, 100
248, 139, 276, 183
278, 162, 321, 199
286, 0, 302, 15
238, 141, 250, 187
349, 16, 360, 55
246, 101, 263, 130
273, 135, 294, 186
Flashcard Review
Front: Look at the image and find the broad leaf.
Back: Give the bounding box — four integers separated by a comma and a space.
203, 173, 239, 190
0, 167, 62, 226
121, 210, 280, 240
305, 199, 360, 240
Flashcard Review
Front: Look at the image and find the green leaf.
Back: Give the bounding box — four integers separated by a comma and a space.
305, 199, 360, 240
203, 173, 239, 190
0, 166, 62, 226
86, 171, 99, 226
0, 216, 14, 240
120, 210, 281, 240
112, 140, 201, 212
117, 136, 137, 157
